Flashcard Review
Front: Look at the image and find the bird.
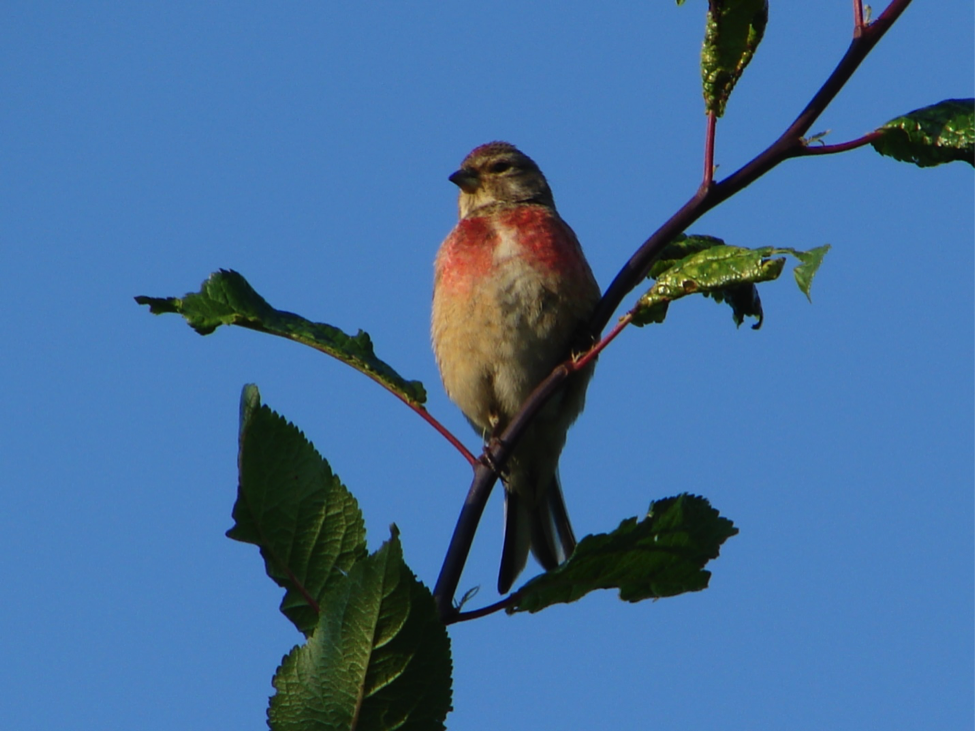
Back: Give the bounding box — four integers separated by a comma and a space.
431, 141, 601, 594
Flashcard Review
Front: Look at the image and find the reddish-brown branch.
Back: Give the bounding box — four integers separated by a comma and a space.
798, 129, 884, 156
573, 313, 633, 372
402, 398, 478, 467
590, 0, 911, 336
446, 594, 518, 624
433, 0, 914, 623
854, 0, 866, 36
702, 111, 717, 190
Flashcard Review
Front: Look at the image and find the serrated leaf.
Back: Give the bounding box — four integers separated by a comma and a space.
701, 0, 769, 117
871, 99, 974, 168
269, 531, 453, 731
510, 495, 737, 614
135, 270, 427, 406
633, 238, 830, 328
227, 385, 368, 636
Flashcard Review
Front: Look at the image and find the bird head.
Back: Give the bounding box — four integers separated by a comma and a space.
450, 141, 555, 218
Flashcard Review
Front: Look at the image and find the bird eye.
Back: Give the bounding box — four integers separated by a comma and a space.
489, 160, 512, 174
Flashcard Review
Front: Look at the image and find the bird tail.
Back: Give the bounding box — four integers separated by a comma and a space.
498, 470, 577, 594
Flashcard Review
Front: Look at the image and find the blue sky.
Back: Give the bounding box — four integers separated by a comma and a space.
2, 2, 972, 729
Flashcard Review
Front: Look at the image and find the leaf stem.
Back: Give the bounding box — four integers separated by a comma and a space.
853, 0, 866, 37
573, 313, 633, 372
406, 402, 478, 467
798, 129, 884, 156
446, 594, 519, 624
702, 111, 717, 191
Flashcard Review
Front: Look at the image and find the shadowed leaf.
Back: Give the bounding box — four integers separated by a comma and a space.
510, 495, 737, 614
268, 531, 453, 731
228, 385, 368, 636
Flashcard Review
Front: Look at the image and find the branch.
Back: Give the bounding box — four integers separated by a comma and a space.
854, 0, 866, 37
592, 0, 910, 336
703, 111, 718, 190
432, 316, 632, 620
433, 0, 914, 622
446, 594, 518, 624
797, 129, 884, 156
574, 313, 633, 371
409, 403, 478, 467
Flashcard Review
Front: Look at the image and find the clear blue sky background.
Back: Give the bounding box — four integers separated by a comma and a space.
2, 3, 972, 729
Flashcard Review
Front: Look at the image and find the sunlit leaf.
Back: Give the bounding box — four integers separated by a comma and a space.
633, 236, 829, 328
701, 0, 769, 117
871, 98, 974, 167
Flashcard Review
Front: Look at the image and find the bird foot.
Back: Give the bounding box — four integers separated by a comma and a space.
480, 436, 510, 480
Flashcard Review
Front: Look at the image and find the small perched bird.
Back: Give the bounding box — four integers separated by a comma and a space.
432, 141, 601, 593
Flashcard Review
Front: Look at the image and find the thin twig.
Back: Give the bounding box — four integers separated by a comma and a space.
446, 594, 519, 624
797, 129, 884, 156
702, 111, 717, 190
854, 0, 866, 37
406, 401, 478, 467
573, 313, 633, 372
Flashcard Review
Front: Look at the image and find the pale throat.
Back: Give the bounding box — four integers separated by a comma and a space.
458, 190, 496, 219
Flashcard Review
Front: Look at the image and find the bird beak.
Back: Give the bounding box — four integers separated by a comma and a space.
449, 167, 480, 193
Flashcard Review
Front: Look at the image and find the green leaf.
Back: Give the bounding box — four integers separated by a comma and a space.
701, 0, 769, 117
227, 385, 368, 636
633, 236, 830, 328
647, 235, 767, 328
871, 98, 974, 167
790, 244, 830, 301
510, 495, 737, 614
268, 531, 453, 731
135, 270, 427, 406
648, 234, 728, 280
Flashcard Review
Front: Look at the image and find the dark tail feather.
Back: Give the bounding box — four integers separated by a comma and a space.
498, 473, 577, 594
543, 470, 577, 561
499, 491, 531, 594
